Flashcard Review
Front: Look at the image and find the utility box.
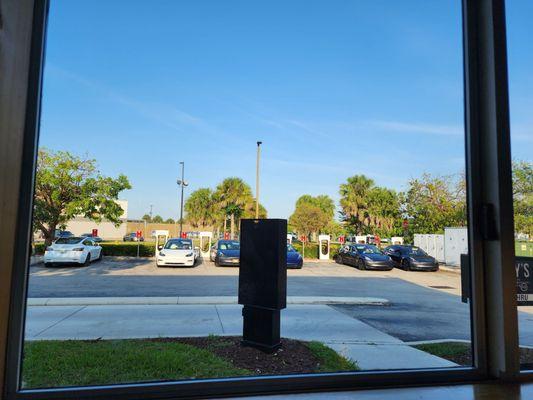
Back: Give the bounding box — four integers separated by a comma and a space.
414, 234, 445, 263
239, 219, 287, 352
444, 227, 468, 267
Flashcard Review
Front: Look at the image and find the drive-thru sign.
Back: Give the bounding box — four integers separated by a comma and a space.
462, 255, 533, 306
516, 257, 533, 305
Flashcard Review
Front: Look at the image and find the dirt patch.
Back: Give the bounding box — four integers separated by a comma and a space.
151, 336, 322, 375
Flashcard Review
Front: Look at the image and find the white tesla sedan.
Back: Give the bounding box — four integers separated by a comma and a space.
156, 238, 197, 267
44, 236, 102, 267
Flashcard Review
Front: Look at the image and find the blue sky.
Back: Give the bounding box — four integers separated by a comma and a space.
39, 0, 532, 220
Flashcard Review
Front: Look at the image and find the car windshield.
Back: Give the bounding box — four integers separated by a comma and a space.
55, 237, 83, 245
219, 241, 240, 250
164, 240, 192, 250
403, 247, 428, 256
287, 244, 297, 252
356, 245, 382, 254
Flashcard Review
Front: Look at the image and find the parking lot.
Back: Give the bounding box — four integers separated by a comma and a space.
29, 257, 462, 295
27, 257, 533, 344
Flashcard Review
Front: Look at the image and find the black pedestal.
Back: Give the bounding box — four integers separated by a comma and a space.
241, 305, 281, 353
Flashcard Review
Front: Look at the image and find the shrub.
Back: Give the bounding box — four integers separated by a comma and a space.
291, 242, 341, 260
34, 243, 46, 255
100, 243, 155, 257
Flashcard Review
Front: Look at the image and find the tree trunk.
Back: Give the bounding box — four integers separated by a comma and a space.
230, 214, 235, 239
223, 217, 227, 233
43, 230, 54, 246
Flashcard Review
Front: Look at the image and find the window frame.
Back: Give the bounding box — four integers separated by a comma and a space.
2, 0, 523, 398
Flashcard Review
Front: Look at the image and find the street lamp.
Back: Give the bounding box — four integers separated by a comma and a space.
255, 141, 262, 219
177, 161, 189, 237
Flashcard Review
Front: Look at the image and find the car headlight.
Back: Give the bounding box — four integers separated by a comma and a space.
158, 252, 165, 256
218, 251, 225, 257
186, 252, 193, 257
364, 256, 372, 261
410, 257, 417, 261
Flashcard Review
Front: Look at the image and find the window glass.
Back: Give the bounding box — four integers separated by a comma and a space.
22, 0, 472, 390
506, 0, 533, 371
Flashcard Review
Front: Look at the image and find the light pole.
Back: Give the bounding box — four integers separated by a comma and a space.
255, 141, 262, 219
177, 162, 188, 237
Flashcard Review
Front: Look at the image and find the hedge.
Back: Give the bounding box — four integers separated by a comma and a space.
34, 240, 345, 259
291, 242, 341, 260
33, 242, 156, 257
100, 243, 155, 257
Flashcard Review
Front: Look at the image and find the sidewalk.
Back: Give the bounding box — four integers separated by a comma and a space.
25, 303, 456, 370
27, 296, 390, 306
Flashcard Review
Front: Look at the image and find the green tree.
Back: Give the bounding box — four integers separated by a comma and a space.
295, 194, 335, 221
243, 199, 268, 219
215, 178, 253, 237
184, 188, 218, 228
141, 214, 152, 223
289, 203, 330, 242
513, 160, 533, 236
164, 218, 175, 224
339, 175, 375, 234
402, 173, 466, 240
366, 187, 402, 237
33, 148, 131, 245
292, 194, 335, 238
152, 215, 164, 223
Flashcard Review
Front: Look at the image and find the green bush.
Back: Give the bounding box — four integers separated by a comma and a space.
100, 242, 155, 257
291, 242, 341, 260
34, 243, 46, 255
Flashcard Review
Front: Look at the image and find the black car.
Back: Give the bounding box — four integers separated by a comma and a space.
54, 230, 74, 239
384, 245, 439, 271
80, 233, 103, 243
335, 244, 393, 271
123, 232, 144, 242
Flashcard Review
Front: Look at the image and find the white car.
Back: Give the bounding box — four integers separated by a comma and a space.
44, 237, 102, 267
156, 238, 197, 267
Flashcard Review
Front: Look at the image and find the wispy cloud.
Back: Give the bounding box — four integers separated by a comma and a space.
367, 120, 463, 136
46, 64, 225, 137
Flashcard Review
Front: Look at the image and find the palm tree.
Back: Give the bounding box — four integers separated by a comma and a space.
215, 178, 253, 238
184, 188, 217, 228
339, 175, 375, 234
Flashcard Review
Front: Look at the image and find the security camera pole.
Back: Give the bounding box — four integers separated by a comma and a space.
255, 141, 262, 219
177, 161, 188, 237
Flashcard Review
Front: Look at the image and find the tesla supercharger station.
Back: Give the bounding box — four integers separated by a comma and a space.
199, 231, 213, 259
152, 230, 169, 252
318, 234, 330, 260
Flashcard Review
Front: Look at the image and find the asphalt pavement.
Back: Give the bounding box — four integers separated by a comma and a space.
26, 258, 533, 344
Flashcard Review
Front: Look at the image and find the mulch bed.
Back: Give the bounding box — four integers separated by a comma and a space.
151, 336, 320, 375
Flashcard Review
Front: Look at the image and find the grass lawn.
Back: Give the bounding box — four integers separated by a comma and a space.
415, 341, 533, 367
22, 337, 358, 388
413, 342, 471, 365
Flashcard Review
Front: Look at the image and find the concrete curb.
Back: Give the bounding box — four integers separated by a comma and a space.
27, 296, 390, 307
440, 265, 461, 273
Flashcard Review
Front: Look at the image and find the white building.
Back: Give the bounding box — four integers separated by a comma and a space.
64, 199, 128, 240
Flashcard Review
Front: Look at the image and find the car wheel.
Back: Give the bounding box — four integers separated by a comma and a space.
358, 259, 366, 270
214, 257, 220, 267
44, 262, 53, 268
83, 254, 91, 267
335, 255, 342, 264
402, 259, 411, 271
